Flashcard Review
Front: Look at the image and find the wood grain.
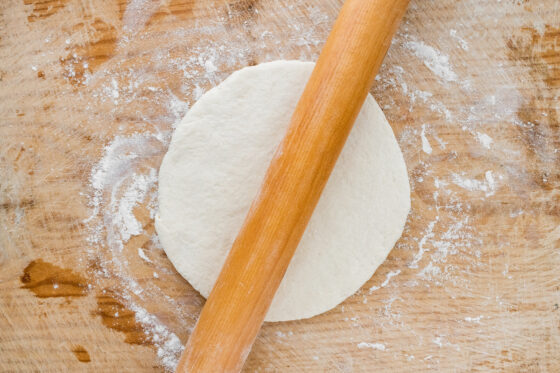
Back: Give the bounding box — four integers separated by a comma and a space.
0, 0, 559, 372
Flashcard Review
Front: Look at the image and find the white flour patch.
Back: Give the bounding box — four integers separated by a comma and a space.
357, 342, 386, 351
476, 132, 494, 149
433, 133, 447, 150
204, 57, 218, 73
86, 133, 162, 244
431, 217, 469, 262
14, 206, 24, 225
452, 171, 497, 197
413, 89, 433, 103
126, 293, 184, 371
84, 132, 186, 369
432, 336, 460, 351
138, 247, 152, 263
370, 270, 402, 293
121, 0, 161, 36
464, 315, 484, 323
167, 93, 190, 128
449, 29, 469, 51
421, 124, 433, 154
418, 262, 442, 282
116, 169, 157, 242
409, 219, 437, 269
405, 41, 458, 82
429, 102, 453, 121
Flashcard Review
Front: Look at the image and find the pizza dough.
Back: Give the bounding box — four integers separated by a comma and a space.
155, 60, 410, 322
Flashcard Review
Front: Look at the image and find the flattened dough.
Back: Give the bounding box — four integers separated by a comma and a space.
156, 60, 410, 322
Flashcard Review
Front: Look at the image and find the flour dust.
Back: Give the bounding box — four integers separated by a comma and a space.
77, 0, 551, 370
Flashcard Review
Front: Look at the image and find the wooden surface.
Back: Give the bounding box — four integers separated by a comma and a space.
180, 0, 409, 370
1, 0, 559, 371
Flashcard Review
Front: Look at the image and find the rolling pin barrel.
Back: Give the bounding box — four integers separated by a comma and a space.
176, 0, 410, 371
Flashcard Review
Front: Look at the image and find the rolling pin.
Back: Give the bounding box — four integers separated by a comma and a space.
176, 0, 410, 371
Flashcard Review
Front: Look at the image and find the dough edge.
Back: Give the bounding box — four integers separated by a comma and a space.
155, 60, 410, 322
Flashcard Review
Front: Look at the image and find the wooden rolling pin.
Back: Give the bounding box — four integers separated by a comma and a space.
176, 0, 410, 371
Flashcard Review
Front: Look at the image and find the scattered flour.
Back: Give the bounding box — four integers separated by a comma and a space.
86, 133, 162, 245
413, 89, 433, 103
421, 124, 433, 154
405, 41, 458, 82
85, 132, 185, 370
121, 0, 162, 36
370, 270, 402, 293
464, 315, 484, 323
116, 169, 157, 242
81, 2, 336, 370
129, 300, 184, 370
138, 247, 152, 263
449, 29, 470, 51
357, 342, 387, 351
476, 132, 494, 149
418, 262, 442, 282
74, 0, 537, 370
409, 219, 437, 269
452, 171, 497, 197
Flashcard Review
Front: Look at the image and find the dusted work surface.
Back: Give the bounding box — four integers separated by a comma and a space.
1, 0, 559, 371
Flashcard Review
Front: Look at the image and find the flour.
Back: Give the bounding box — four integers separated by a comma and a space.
74, 0, 541, 369
369, 270, 402, 293
413, 89, 433, 103
405, 41, 458, 83
121, 0, 161, 36
138, 248, 152, 263
84, 132, 185, 369
130, 303, 184, 371
452, 171, 497, 197
421, 124, 433, 154
418, 262, 442, 282
432, 336, 460, 351
409, 219, 437, 269
476, 132, 494, 149
86, 133, 161, 244
464, 315, 484, 324
357, 342, 386, 351
78, 2, 338, 369
449, 29, 469, 51
117, 169, 157, 242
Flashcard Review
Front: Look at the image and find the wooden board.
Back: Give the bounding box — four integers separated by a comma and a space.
1, 0, 559, 371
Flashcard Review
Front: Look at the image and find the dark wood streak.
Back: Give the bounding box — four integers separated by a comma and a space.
0, 198, 35, 210
20, 259, 89, 298
146, 0, 196, 27
23, 0, 70, 22
507, 25, 560, 192
95, 290, 152, 346
227, 0, 259, 19
71, 345, 91, 363
60, 19, 118, 86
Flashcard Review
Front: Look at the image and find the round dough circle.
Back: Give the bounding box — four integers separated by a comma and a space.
156, 61, 410, 322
